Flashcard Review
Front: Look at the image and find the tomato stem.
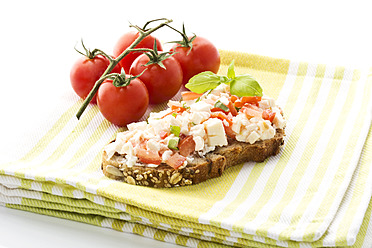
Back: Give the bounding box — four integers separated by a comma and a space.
76, 18, 173, 120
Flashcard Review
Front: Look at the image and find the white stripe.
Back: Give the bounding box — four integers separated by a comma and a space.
0, 192, 23, 205
185, 237, 199, 248
0, 184, 43, 200
100, 218, 114, 228
361, 209, 372, 248
198, 61, 300, 226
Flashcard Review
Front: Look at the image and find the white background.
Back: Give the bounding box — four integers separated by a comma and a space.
0, 0, 371, 247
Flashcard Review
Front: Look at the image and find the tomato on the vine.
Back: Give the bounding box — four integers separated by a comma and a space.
97, 77, 149, 126
70, 55, 120, 103
113, 31, 163, 73
171, 36, 220, 85
129, 53, 183, 104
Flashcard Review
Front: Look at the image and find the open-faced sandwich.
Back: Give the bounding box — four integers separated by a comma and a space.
102, 64, 286, 187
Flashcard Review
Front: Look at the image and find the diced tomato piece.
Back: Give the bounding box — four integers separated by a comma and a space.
210, 111, 233, 126
262, 109, 276, 122
178, 136, 196, 157
241, 96, 262, 104
234, 96, 262, 108
227, 101, 238, 116
242, 104, 262, 119
171, 105, 186, 112
233, 99, 244, 108
166, 153, 186, 169
224, 125, 236, 139
161, 106, 187, 119
230, 95, 239, 103
136, 147, 162, 165
211, 107, 228, 113
159, 131, 170, 139
181, 91, 203, 101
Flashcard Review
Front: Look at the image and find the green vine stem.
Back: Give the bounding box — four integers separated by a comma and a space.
76, 18, 173, 120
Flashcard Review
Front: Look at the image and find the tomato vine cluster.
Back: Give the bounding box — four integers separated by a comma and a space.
70, 18, 220, 126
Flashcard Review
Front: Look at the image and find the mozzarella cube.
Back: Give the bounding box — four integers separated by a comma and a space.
261, 126, 275, 140
273, 113, 286, 129
190, 124, 206, 138
259, 99, 271, 109
247, 131, 260, 144
193, 136, 205, 151
162, 150, 173, 162
149, 118, 165, 133
189, 111, 210, 124
204, 118, 228, 147
219, 96, 230, 106
190, 101, 212, 112
127, 121, 147, 131
146, 139, 160, 152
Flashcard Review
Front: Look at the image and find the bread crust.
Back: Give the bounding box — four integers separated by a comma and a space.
101, 129, 285, 188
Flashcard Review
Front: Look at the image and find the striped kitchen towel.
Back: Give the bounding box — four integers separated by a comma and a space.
0, 50, 371, 247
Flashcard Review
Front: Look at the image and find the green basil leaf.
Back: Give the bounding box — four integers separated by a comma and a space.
227, 60, 235, 79
168, 137, 179, 150
230, 74, 263, 97
185, 71, 227, 93
214, 100, 229, 112
170, 125, 181, 137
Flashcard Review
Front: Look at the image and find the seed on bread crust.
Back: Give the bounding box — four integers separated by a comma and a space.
101, 128, 285, 188
169, 172, 182, 185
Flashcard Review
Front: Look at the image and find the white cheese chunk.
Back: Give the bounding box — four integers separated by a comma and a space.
273, 112, 286, 129
146, 139, 160, 152
162, 150, 173, 162
127, 121, 147, 131
190, 101, 212, 112
189, 111, 210, 124
204, 118, 228, 147
247, 131, 261, 144
193, 136, 205, 151
190, 124, 206, 138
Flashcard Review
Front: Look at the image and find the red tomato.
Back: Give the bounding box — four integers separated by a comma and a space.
171, 36, 220, 85
165, 153, 186, 169
181, 91, 203, 101
136, 147, 162, 165
262, 109, 276, 122
178, 136, 196, 157
97, 78, 149, 126
129, 54, 183, 104
70, 55, 121, 103
113, 31, 163, 73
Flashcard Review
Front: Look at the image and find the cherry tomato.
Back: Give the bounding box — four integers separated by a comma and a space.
171, 36, 220, 85
113, 31, 163, 73
129, 54, 183, 104
70, 55, 120, 103
97, 78, 149, 126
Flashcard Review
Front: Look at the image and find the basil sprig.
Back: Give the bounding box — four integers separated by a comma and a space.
185, 61, 263, 97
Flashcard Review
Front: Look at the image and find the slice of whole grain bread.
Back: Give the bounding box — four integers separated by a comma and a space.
101, 128, 285, 188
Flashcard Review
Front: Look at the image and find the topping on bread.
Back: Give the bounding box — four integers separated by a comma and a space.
102, 81, 286, 187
